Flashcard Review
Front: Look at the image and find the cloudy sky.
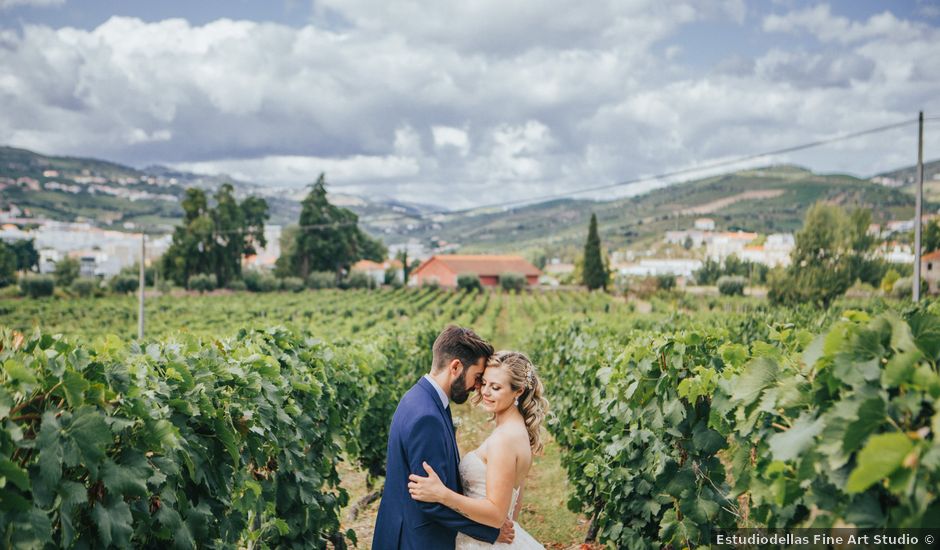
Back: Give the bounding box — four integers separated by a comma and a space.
1, 0, 939, 208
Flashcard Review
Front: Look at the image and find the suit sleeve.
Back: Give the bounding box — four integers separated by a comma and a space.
404, 414, 500, 543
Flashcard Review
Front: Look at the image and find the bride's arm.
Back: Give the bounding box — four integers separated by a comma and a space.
409, 438, 517, 529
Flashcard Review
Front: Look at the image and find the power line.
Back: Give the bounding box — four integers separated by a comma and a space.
351, 117, 919, 225
147, 117, 923, 234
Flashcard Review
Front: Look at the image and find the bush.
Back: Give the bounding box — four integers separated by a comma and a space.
226, 279, 248, 292
342, 271, 374, 290
189, 273, 217, 293
306, 271, 336, 290
70, 277, 99, 298
19, 274, 55, 298
499, 272, 526, 293
258, 274, 280, 292
243, 270, 263, 292
53, 257, 80, 287
280, 276, 305, 293
457, 274, 482, 292
880, 269, 901, 294
109, 275, 139, 294
890, 276, 927, 300
157, 279, 172, 294
656, 273, 676, 291
421, 278, 440, 290
717, 275, 746, 296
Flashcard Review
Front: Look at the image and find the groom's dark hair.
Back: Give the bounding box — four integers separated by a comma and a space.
431, 325, 493, 372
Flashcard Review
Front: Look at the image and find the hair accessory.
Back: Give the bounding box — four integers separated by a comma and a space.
524, 364, 534, 390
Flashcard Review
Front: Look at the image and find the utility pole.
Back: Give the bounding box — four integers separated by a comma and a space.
914, 112, 925, 303
138, 233, 146, 340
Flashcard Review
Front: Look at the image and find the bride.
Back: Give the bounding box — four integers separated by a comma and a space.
408, 351, 548, 549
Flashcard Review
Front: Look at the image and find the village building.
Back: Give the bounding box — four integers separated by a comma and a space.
351, 259, 405, 286
410, 255, 541, 288
922, 250, 940, 295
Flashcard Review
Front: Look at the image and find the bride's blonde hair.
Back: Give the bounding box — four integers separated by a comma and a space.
473, 351, 549, 455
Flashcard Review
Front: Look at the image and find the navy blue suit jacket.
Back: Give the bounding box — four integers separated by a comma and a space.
372, 377, 499, 549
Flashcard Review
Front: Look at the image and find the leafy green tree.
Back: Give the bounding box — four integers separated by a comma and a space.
769, 203, 875, 307
286, 173, 385, 281
397, 250, 411, 285
924, 219, 940, 253
582, 213, 608, 290
10, 239, 38, 273
161, 185, 269, 287
0, 241, 16, 287
694, 258, 722, 285
53, 257, 80, 287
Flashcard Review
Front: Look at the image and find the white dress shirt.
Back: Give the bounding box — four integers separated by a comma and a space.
423, 374, 450, 410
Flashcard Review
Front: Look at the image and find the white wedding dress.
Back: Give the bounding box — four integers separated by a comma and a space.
454, 451, 544, 549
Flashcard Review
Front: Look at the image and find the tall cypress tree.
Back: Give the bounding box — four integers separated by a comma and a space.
582, 213, 607, 290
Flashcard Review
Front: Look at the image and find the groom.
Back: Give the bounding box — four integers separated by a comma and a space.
373, 325, 514, 549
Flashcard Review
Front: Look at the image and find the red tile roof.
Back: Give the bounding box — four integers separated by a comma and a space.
922, 250, 940, 262
413, 255, 541, 277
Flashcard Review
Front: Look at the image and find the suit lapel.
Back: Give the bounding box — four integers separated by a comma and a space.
417, 378, 461, 478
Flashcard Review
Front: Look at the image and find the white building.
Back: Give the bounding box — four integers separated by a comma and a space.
694, 218, 716, 231
8, 222, 171, 277
619, 259, 703, 278
243, 225, 282, 271
737, 233, 795, 267
706, 232, 759, 261
878, 242, 914, 264
665, 230, 709, 248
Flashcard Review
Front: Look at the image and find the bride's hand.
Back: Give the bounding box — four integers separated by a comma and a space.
408, 462, 447, 503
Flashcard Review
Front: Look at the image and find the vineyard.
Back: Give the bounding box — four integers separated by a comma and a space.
1, 288, 938, 548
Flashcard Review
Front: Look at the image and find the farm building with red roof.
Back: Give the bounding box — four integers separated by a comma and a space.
410, 255, 541, 288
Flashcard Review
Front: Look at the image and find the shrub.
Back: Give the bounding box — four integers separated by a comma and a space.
421, 278, 440, 290
890, 276, 927, 300
226, 279, 248, 292
717, 275, 746, 296
880, 269, 901, 294
280, 276, 305, 293
109, 275, 139, 294
656, 273, 676, 291
258, 274, 280, 293
499, 272, 526, 293
189, 273, 217, 293
243, 270, 263, 292
457, 274, 482, 292
53, 257, 80, 287
19, 274, 55, 298
70, 277, 99, 298
306, 271, 336, 290
342, 271, 374, 290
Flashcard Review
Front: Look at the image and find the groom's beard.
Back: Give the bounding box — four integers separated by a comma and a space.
450, 367, 471, 404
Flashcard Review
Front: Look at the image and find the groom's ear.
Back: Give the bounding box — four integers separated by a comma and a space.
448, 358, 463, 376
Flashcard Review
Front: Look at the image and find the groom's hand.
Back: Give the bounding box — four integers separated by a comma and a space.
496, 519, 515, 543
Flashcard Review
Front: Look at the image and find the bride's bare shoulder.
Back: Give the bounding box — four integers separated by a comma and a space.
489, 422, 530, 454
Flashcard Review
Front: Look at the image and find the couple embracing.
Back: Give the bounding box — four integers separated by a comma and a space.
373, 325, 548, 549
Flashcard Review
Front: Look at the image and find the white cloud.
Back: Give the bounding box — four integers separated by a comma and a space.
174, 154, 420, 186
432, 126, 469, 156
763, 4, 920, 44
0, 3, 938, 209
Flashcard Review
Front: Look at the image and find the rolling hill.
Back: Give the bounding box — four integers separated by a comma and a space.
0, 145, 931, 259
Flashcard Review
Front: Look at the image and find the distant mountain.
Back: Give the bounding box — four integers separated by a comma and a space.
871, 158, 940, 202
376, 164, 925, 257
0, 145, 927, 259
0, 146, 443, 230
